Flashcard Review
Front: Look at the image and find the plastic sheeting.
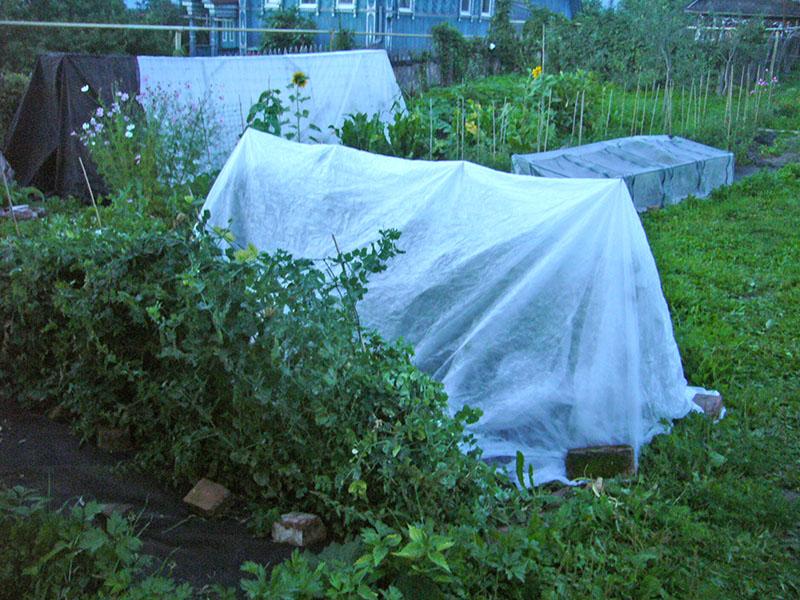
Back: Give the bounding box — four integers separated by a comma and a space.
512, 135, 734, 211
137, 50, 404, 167
201, 129, 700, 483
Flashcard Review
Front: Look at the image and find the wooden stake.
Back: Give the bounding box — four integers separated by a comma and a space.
578, 89, 585, 146
649, 84, 661, 135
630, 76, 641, 135
605, 88, 614, 137
570, 91, 579, 145
78, 157, 102, 228
543, 88, 553, 152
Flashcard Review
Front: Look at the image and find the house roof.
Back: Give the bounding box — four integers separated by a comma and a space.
685, 0, 800, 19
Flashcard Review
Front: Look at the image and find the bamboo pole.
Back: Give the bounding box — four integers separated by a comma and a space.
630, 76, 641, 135
570, 91, 579, 145
543, 88, 553, 152
649, 84, 661, 135
735, 64, 745, 127
605, 88, 614, 137
578, 89, 585, 146
78, 157, 102, 228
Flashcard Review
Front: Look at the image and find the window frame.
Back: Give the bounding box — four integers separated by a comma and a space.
298, 0, 318, 10
460, 0, 471, 17
336, 0, 356, 8
397, 0, 413, 14
480, 0, 492, 18
220, 19, 236, 44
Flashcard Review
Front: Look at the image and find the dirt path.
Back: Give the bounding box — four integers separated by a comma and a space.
0, 397, 293, 590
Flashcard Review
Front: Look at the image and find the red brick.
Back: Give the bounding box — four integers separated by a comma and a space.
182, 478, 232, 517
692, 393, 724, 419
566, 444, 636, 480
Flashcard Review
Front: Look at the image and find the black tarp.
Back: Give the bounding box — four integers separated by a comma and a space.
3, 54, 139, 200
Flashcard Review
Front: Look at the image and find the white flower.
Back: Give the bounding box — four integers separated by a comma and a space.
126, 123, 135, 131
351, 448, 358, 455
81, 85, 89, 93
82, 122, 90, 131
120, 92, 129, 102
96, 107, 104, 118
125, 131, 133, 138
489, 42, 496, 50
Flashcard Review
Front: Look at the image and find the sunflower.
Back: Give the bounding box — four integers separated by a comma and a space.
291, 71, 309, 88
531, 65, 543, 79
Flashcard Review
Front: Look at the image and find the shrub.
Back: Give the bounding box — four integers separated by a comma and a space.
261, 8, 316, 52
0, 206, 506, 536
432, 24, 469, 85
0, 70, 29, 142
333, 28, 356, 51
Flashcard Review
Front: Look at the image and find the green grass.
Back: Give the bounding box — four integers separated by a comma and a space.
633, 165, 800, 596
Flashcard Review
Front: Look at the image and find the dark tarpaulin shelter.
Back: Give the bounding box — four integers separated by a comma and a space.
3, 54, 139, 200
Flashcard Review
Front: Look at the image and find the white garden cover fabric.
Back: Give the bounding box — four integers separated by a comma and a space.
202, 129, 700, 483
137, 50, 403, 165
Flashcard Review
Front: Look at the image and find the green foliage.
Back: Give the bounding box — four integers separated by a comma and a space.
247, 88, 289, 137
261, 8, 316, 52
0, 70, 28, 141
0, 0, 184, 74
0, 204, 508, 536
333, 110, 428, 159
333, 28, 356, 52
0, 486, 193, 599
432, 24, 469, 85
487, 0, 518, 72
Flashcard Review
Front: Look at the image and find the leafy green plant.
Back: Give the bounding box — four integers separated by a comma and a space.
247, 87, 289, 137
260, 7, 316, 52
0, 486, 193, 599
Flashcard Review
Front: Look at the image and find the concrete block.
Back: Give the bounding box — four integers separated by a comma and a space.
272, 512, 326, 547
183, 478, 232, 517
566, 444, 636, 480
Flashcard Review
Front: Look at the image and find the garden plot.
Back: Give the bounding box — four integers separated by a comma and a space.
512, 135, 734, 211
202, 129, 703, 484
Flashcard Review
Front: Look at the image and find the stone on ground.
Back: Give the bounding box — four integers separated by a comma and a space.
272, 512, 326, 547
692, 392, 724, 419
183, 478, 232, 517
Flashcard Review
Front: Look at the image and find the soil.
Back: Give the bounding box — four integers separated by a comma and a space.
0, 397, 294, 590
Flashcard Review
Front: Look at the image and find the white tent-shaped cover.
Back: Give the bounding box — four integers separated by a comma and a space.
202, 129, 700, 483
138, 50, 404, 166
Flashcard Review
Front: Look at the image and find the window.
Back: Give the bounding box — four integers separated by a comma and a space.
460, 0, 471, 16
221, 19, 235, 44
480, 0, 492, 17
336, 0, 355, 8
264, 0, 281, 8
398, 0, 412, 13
299, 0, 317, 9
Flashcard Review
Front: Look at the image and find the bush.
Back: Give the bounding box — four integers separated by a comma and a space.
0, 206, 506, 536
0, 71, 29, 143
333, 28, 356, 51
432, 24, 469, 85
0, 486, 193, 599
261, 8, 317, 52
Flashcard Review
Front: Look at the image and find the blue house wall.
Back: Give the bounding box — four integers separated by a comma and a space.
182, 0, 577, 56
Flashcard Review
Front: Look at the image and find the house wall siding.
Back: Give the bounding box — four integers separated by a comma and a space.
185, 0, 575, 55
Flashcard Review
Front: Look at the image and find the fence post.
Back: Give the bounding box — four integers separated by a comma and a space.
329, 29, 335, 51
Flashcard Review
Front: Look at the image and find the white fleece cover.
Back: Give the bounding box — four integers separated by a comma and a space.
138, 50, 404, 165
201, 129, 702, 483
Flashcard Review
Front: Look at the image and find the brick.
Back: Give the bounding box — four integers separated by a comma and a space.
566, 444, 636, 480
692, 393, 724, 419
96, 426, 133, 452
183, 478, 232, 517
272, 512, 326, 547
